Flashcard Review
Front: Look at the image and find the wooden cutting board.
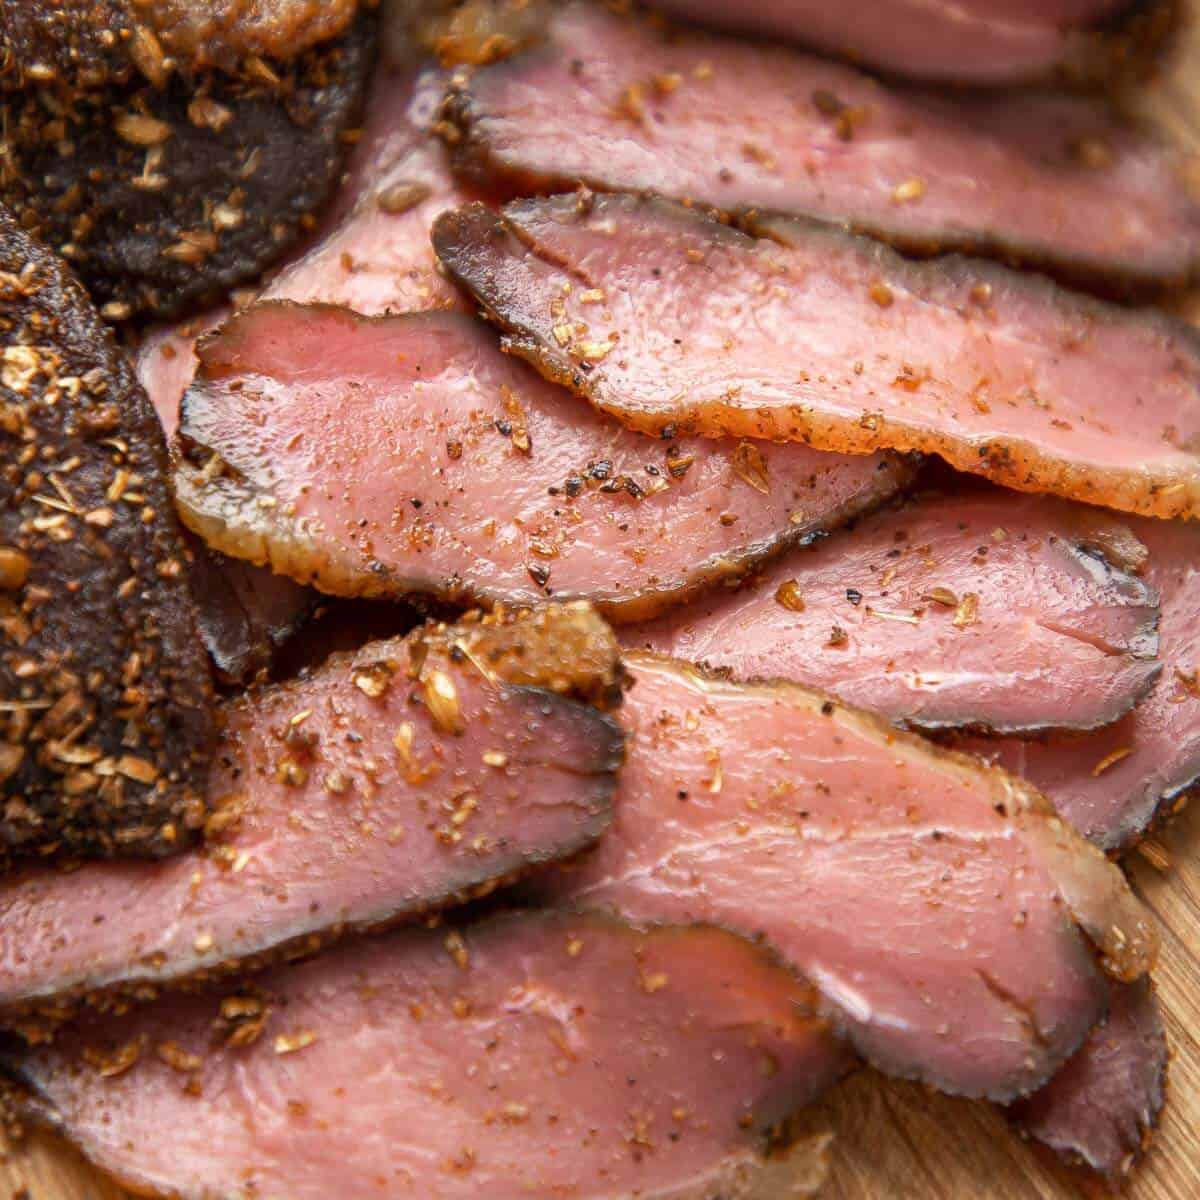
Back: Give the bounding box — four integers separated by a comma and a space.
4, 10, 1200, 1199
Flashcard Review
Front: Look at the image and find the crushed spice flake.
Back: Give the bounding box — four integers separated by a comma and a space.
1091, 746, 1134, 777
731, 442, 770, 494
273, 1029, 318, 1056
952, 592, 980, 629
774, 579, 805, 612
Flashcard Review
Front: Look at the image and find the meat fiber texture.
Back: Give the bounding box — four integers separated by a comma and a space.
174, 302, 910, 622
1009, 979, 1167, 1186
0, 206, 214, 865
961, 516, 1200, 851
652, 0, 1138, 85
528, 653, 1158, 1102
441, 1, 1200, 290
630, 488, 1160, 736
0, 605, 624, 1027
433, 194, 1200, 520
2, 910, 845, 1200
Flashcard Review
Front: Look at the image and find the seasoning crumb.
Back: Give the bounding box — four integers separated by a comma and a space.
273, 1030, 318, 1056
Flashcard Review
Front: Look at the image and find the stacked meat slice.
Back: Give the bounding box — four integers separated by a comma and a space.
0, 0, 1197, 1196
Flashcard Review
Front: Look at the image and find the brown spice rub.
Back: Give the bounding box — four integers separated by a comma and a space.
0, 13, 375, 321
0, 1, 361, 90
0, 206, 214, 864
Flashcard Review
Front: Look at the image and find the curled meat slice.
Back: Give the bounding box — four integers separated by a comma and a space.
652, 0, 1150, 86
174, 303, 910, 622
3, 911, 846, 1200
441, 1, 1200, 289
1009, 979, 1167, 1186
962, 516, 1200, 851
0, 605, 623, 1026
434, 195, 1200, 520
630, 489, 1160, 736
530, 653, 1158, 1101
0, 208, 214, 864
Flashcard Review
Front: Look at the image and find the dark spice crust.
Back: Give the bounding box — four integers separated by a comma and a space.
0, 1, 361, 91
0, 14, 376, 321
0, 206, 215, 865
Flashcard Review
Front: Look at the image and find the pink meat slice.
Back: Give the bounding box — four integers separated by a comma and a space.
652, 0, 1133, 85
173, 303, 909, 621
433, 195, 1200, 521
5, 911, 846, 1200
961, 516, 1200, 851
530, 653, 1158, 1102
1010, 979, 1167, 1185
442, 1, 1200, 288
135, 61, 465, 438
0, 605, 624, 1024
628, 489, 1160, 736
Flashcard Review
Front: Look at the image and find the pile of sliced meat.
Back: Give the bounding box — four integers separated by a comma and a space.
0, 0, 1196, 1196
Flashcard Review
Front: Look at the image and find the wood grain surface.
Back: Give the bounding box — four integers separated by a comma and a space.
3, 8, 1200, 1199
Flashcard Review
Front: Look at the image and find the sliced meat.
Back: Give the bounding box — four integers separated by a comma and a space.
434, 195, 1200, 521
174, 303, 910, 622
0, 1, 360, 89
135, 61, 465, 437
0, 605, 623, 1026
1, 15, 375, 320
2, 910, 845, 1200
651, 0, 1143, 86
1010, 979, 1167, 1185
962, 516, 1200, 851
0, 208, 214, 864
529, 653, 1157, 1102
629, 489, 1161, 736
440, 1, 1200, 290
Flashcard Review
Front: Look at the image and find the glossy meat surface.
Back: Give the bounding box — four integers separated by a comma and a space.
175, 303, 909, 620
443, 2, 1200, 287
653, 0, 1133, 84
0, 606, 623, 1021
530, 654, 1158, 1101
435, 195, 1200, 519
963, 516, 1200, 850
630, 489, 1160, 735
6, 911, 845, 1200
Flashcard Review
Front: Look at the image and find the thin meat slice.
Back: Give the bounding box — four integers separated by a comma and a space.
530, 653, 1158, 1102
2, 911, 845, 1200
962, 517, 1200, 851
629, 489, 1161, 736
0, 208, 214, 865
0, 605, 624, 1027
1010, 979, 1167, 1185
174, 303, 909, 622
651, 0, 1144, 86
434, 195, 1200, 521
441, 1, 1200, 289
